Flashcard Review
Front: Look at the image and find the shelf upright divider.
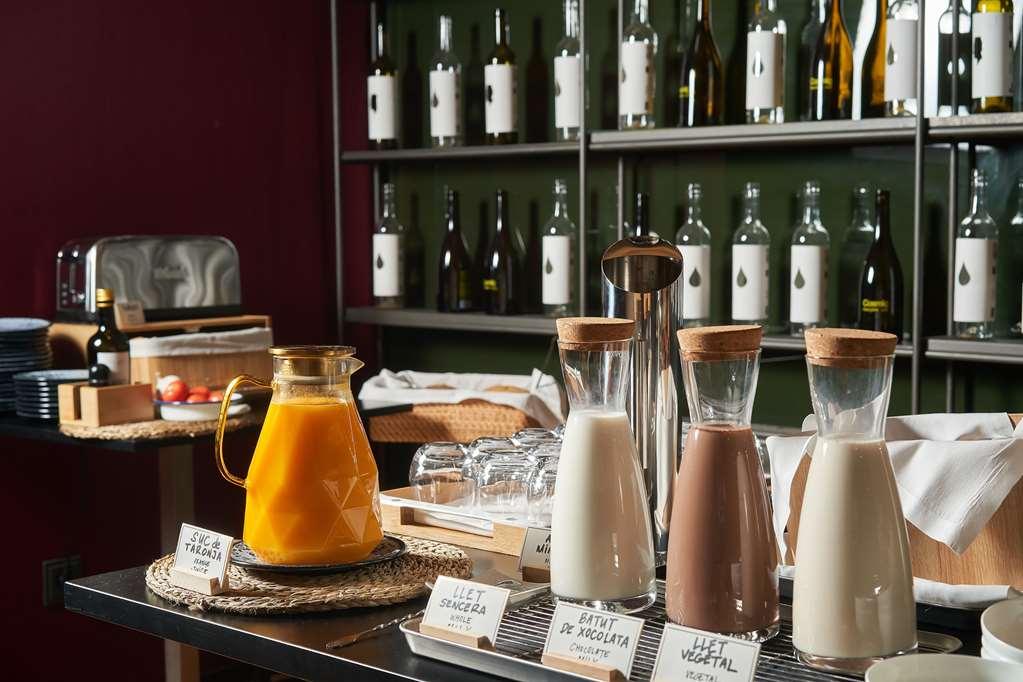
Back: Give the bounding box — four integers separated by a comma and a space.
910, 0, 927, 414
331, 0, 345, 344
579, 0, 588, 316
944, 0, 960, 412
616, 0, 625, 240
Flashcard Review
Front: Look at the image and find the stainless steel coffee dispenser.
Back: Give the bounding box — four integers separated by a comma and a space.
601, 235, 683, 563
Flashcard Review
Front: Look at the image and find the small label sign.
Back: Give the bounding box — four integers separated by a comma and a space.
173, 523, 232, 585
518, 527, 551, 572
421, 576, 510, 644
543, 602, 644, 678
651, 624, 761, 682
114, 300, 146, 327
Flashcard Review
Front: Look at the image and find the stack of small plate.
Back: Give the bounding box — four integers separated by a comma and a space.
13, 370, 88, 421
982, 597, 1023, 665
0, 318, 53, 413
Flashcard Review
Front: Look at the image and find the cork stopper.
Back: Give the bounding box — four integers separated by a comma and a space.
805, 328, 897, 367
676, 325, 762, 360
556, 317, 635, 349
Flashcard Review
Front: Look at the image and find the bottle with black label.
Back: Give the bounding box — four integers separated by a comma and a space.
620, 0, 658, 130
972, 0, 1014, 113
746, 0, 786, 124
430, 15, 462, 148
857, 189, 904, 339
790, 181, 830, 337
797, 1, 827, 121
367, 21, 398, 150
954, 170, 998, 339
482, 190, 521, 314
884, 0, 919, 117
808, 0, 853, 120
938, 0, 972, 117
372, 183, 405, 308
438, 189, 475, 312
542, 178, 577, 317
839, 184, 876, 327
680, 0, 723, 127
554, 0, 581, 141
732, 182, 770, 326
88, 289, 131, 385
485, 9, 518, 144
675, 183, 712, 327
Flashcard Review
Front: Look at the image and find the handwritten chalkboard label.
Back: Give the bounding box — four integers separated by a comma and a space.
421, 576, 510, 645
170, 523, 233, 594
651, 624, 760, 682
542, 602, 644, 678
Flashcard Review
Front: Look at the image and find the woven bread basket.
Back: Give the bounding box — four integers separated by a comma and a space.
368, 395, 538, 443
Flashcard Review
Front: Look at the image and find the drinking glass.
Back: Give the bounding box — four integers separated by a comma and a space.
527, 456, 559, 527
408, 442, 471, 506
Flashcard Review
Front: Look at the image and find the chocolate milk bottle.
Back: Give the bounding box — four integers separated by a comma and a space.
665, 325, 779, 641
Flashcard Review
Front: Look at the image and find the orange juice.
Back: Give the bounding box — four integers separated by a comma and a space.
242, 398, 383, 565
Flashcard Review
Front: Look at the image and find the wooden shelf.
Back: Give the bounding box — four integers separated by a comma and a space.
341, 141, 579, 164
928, 112, 1023, 143
926, 336, 1023, 364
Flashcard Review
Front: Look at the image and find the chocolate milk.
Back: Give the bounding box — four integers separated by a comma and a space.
665, 424, 779, 637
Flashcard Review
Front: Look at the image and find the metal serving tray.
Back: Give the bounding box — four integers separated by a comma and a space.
401, 583, 962, 682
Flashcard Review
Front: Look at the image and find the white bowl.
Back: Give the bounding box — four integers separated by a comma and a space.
158, 395, 249, 422
982, 597, 1023, 663
866, 654, 1022, 681
982, 647, 1014, 663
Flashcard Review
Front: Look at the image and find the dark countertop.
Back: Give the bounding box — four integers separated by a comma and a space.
0, 400, 411, 452
65, 547, 517, 682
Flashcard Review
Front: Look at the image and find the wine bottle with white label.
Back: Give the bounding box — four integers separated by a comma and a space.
554, 0, 581, 141
542, 178, 578, 317
746, 0, 787, 124
620, 0, 657, 130
372, 183, 405, 308
675, 183, 712, 327
430, 15, 462, 148
733, 182, 771, 326
938, 1, 972, 117
485, 9, 518, 144
790, 181, 830, 337
87, 288, 131, 385
884, 0, 919, 117
954, 170, 998, 339
367, 21, 398, 150
972, 0, 1014, 113
839, 184, 876, 327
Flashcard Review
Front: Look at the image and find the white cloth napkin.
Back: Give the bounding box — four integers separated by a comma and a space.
357, 369, 565, 429
767, 413, 1023, 559
776, 564, 1021, 609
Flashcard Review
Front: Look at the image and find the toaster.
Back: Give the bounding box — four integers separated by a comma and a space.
56, 235, 242, 322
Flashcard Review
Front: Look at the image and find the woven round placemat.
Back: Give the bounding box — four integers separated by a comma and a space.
59, 410, 263, 441
145, 535, 473, 614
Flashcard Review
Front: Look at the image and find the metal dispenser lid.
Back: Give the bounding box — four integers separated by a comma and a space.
601, 235, 683, 293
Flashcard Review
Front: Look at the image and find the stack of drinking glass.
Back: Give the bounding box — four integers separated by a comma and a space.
408, 426, 564, 527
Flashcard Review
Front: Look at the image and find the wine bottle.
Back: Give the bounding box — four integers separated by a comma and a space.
402, 32, 423, 148
938, 1, 972, 117
466, 24, 485, 145
526, 17, 549, 143
860, 0, 888, 119
1008, 178, 1023, 335
808, 0, 854, 120
367, 21, 398, 149
524, 201, 542, 314
954, 170, 998, 339
482, 190, 521, 314
430, 15, 463, 148
839, 184, 876, 327
372, 183, 405, 308
680, 0, 723, 127
972, 0, 1014, 113
542, 178, 578, 317
485, 9, 518, 144
885, 0, 919, 117
798, 1, 827, 121
87, 289, 131, 385
620, 0, 658, 130
746, 0, 787, 124
663, 1, 687, 128
790, 181, 830, 337
675, 183, 712, 327
554, 0, 582, 141
732, 182, 770, 326
438, 189, 475, 312
633, 192, 651, 236
405, 195, 425, 308
857, 189, 904, 339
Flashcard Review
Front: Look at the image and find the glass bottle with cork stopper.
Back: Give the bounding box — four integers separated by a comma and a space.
87, 288, 131, 385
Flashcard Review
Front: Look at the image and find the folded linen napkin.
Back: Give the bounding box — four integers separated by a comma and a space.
766, 413, 1023, 558
358, 369, 564, 429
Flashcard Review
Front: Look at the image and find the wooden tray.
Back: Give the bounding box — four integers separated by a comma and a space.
380, 485, 528, 557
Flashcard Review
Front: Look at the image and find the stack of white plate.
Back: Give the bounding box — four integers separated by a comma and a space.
982, 597, 1023, 665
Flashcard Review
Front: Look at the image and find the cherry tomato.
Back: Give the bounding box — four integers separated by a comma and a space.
208, 390, 225, 402
161, 380, 189, 403
188, 385, 211, 400
185, 394, 208, 403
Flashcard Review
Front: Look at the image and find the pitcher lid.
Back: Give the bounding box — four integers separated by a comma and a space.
270, 345, 355, 358
556, 317, 635, 346
804, 328, 896, 360
677, 325, 762, 357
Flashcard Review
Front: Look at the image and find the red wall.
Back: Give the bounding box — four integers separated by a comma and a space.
0, 1, 369, 677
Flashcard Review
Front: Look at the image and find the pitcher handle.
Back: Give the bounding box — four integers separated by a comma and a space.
215, 374, 270, 489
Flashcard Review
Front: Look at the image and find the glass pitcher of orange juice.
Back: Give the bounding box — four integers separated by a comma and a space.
214, 346, 383, 565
